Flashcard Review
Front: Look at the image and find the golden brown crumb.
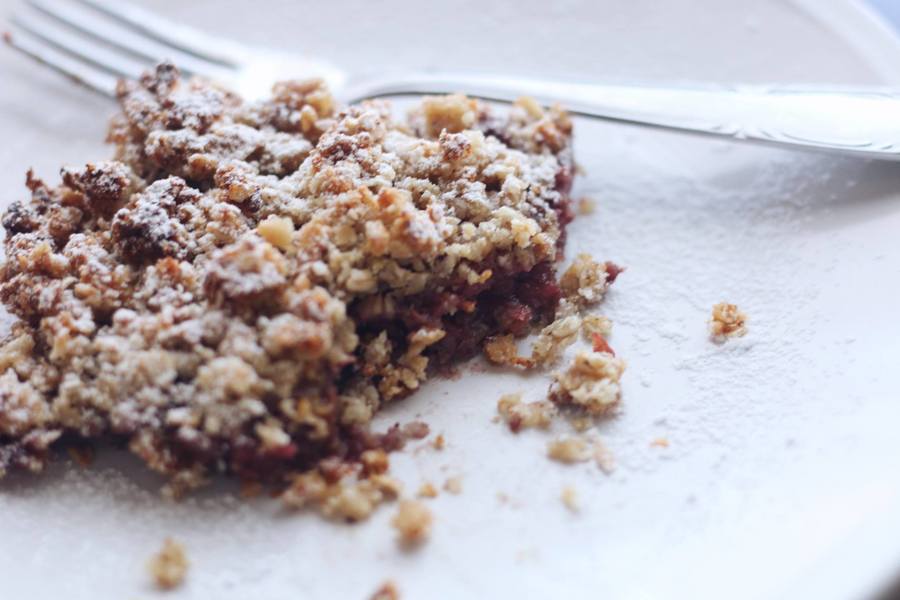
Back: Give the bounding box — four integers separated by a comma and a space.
650, 437, 670, 448
360, 449, 389, 476
547, 437, 591, 463
432, 434, 446, 450
497, 393, 557, 432
593, 439, 615, 474
561, 486, 579, 512
560, 254, 618, 306
483, 334, 531, 368
577, 197, 595, 215
529, 314, 581, 365
280, 468, 401, 522
417, 482, 438, 498
550, 350, 625, 415
709, 302, 748, 341
443, 476, 463, 495
582, 314, 612, 340
569, 415, 593, 432
391, 499, 433, 545
148, 538, 188, 590
370, 581, 400, 600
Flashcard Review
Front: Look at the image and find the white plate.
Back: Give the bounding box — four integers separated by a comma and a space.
2, 1, 900, 598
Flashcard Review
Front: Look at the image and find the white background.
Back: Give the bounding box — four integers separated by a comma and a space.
2, 1, 900, 599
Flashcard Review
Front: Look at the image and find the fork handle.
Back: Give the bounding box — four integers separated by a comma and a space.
347, 74, 900, 160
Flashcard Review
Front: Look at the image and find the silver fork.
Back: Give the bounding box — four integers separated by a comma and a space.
8, 0, 900, 161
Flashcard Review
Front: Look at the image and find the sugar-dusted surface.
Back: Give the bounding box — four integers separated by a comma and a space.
2, 1, 900, 599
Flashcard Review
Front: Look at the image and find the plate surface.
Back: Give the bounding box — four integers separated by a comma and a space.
2, 1, 900, 598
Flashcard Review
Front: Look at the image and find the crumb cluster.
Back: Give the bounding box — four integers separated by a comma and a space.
391, 499, 433, 545
148, 538, 188, 590
709, 302, 747, 341
0, 63, 577, 494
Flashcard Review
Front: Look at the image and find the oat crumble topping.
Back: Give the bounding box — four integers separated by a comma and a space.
0, 62, 579, 494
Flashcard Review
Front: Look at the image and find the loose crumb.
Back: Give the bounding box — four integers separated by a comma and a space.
370, 581, 400, 600
709, 302, 747, 342
483, 334, 532, 368
443, 476, 463, 495
148, 538, 188, 590
281, 468, 402, 522
577, 197, 595, 215
547, 437, 591, 463
549, 350, 626, 415
582, 314, 612, 340
391, 500, 433, 545
432, 434, 445, 451
360, 449, 390, 476
593, 439, 615, 474
650, 437, 670, 448
497, 393, 557, 432
561, 486, 579, 512
417, 482, 438, 498
569, 415, 593, 432
529, 314, 582, 365
560, 254, 621, 307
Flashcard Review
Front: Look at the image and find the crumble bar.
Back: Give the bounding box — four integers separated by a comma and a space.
0, 62, 578, 492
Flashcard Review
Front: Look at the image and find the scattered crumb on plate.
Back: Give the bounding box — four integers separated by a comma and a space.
549, 350, 626, 415
391, 500, 433, 546
497, 393, 557, 432
709, 302, 748, 342
581, 314, 612, 340
577, 197, 595, 215
432, 434, 446, 450
561, 486, 580, 512
547, 437, 591, 463
370, 580, 400, 600
281, 469, 402, 522
650, 437, 670, 448
593, 439, 616, 474
417, 482, 438, 498
443, 476, 463, 495
148, 538, 188, 590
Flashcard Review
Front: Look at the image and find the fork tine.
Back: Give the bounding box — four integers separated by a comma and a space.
25, 0, 232, 80
4, 28, 116, 97
12, 11, 147, 81
72, 0, 243, 68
